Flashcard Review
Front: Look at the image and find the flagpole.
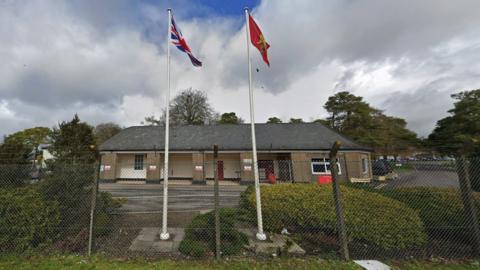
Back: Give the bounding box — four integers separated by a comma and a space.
160, 8, 172, 241
244, 7, 266, 241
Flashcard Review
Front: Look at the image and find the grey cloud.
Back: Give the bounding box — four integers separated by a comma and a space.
1, 0, 480, 139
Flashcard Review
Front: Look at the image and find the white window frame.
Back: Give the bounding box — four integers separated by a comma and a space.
311, 158, 342, 175
361, 157, 369, 174
134, 154, 144, 170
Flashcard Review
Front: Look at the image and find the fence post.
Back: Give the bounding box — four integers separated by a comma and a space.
329, 141, 350, 260
88, 159, 101, 256
213, 145, 221, 259
455, 156, 480, 255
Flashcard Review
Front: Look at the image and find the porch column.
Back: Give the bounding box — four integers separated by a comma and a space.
192, 152, 206, 185
291, 152, 309, 183
100, 153, 117, 183
240, 152, 254, 185
146, 153, 161, 184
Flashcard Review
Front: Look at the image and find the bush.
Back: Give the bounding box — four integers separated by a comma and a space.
470, 157, 480, 192
373, 187, 480, 236
94, 192, 122, 236
0, 164, 30, 188
0, 187, 60, 252
179, 208, 248, 257
241, 184, 427, 250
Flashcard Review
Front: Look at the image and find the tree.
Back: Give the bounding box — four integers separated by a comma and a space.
0, 127, 51, 187
267, 117, 282, 124
428, 89, 480, 156
144, 88, 216, 126
324, 91, 372, 133
323, 91, 418, 157
94, 123, 122, 145
0, 127, 51, 164
50, 114, 96, 164
39, 114, 97, 237
312, 118, 330, 125
289, 118, 304, 123
217, 112, 244, 124
373, 113, 419, 158
428, 89, 480, 191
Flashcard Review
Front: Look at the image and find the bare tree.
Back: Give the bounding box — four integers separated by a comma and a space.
143, 88, 217, 126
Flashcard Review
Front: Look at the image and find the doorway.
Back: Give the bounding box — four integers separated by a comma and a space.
217, 160, 224, 180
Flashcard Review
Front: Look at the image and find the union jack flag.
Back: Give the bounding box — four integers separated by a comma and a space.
171, 15, 202, 67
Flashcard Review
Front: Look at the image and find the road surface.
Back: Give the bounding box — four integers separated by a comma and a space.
100, 183, 247, 213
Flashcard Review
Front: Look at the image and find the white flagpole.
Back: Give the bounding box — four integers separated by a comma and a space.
244, 7, 266, 241
160, 8, 172, 241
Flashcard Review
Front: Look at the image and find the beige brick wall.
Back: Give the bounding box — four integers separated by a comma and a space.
240, 152, 253, 181
291, 152, 310, 182
146, 153, 161, 181
100, 153, 116, 180
344, 152, 372, 182
192, 153, 205, 181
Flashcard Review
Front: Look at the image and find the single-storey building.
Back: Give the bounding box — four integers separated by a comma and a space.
99, 123, 373, 184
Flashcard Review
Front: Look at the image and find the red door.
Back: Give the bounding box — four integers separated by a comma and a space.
217, 161, 224, 180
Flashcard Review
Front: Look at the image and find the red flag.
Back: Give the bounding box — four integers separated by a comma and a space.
248, 14, 270, 66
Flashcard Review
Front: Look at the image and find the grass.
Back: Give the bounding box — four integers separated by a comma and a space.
0, 255, 479, 270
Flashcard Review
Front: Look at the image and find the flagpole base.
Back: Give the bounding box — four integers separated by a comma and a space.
160, 232, 170, 240
256, 232, 267, 241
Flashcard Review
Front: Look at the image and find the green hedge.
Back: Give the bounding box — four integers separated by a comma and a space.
179, 208, 248, 257
0, 187, 60, 252
241, 184, 427, 250
371, 187, 480, 235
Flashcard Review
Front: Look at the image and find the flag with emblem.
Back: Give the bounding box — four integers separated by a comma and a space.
171, 15, 202, 67
248, 14, 270, 66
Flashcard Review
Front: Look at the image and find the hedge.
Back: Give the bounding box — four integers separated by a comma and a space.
240, 184, 427, 250
372, 187, 480, 235
0, 187, 60, 252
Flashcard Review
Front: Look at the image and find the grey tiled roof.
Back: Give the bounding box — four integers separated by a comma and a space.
99, 123, 370, 152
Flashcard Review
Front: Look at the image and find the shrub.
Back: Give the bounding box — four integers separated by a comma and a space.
241, 184, 427, 250
0, 164, 30, 188
38, 163, 95, 236
0, 187, 60, 252
178, 239, 208, 257
179, 208, 248, 257
373, 187, 480, 236
94, 192, 122, 236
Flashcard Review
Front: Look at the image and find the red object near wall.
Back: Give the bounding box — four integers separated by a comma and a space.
268, 173, 276, 184
317, 175, 332, 184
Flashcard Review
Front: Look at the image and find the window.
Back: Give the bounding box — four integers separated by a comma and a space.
134, 154, 144, 170
361, 157, 369, 174
311, 158, 341, 175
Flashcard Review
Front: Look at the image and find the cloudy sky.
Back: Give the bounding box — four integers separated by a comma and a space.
1, 0, 480, 138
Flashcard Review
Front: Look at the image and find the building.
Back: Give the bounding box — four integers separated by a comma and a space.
99, 123, 373, 184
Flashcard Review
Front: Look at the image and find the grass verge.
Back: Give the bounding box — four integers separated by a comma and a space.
0, 255, 479, 270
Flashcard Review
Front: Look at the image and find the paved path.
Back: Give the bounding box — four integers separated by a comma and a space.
100, 183, 247, 213
383, 170, 459, 189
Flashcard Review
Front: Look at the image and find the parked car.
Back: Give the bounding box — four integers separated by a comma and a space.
372, 160, 393, 176
372, 160, 398, 181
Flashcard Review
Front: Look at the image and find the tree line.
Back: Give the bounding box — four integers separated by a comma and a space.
1, 88, 479, 162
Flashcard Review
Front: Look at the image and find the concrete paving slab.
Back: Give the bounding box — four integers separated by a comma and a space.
129, 227, 185, 253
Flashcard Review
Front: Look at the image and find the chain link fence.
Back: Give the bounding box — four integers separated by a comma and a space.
1, 155, 480, 260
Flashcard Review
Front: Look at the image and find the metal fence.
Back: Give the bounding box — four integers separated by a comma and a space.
1, 156, 480, 260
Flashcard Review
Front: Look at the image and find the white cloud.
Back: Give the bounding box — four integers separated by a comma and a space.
1, 0, 480, 139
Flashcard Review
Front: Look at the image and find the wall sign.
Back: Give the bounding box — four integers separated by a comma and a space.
243, 165, 252, 171
149, 165, 157, 171
195, 165, 203, 171
104, 165, 111, 171
243, 159, 252, 164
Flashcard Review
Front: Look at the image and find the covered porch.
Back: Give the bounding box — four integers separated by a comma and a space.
99, 151, 296, 184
